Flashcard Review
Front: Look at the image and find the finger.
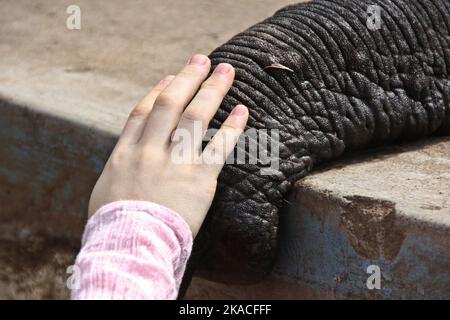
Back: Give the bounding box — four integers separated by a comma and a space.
172, 63, 234, 157
118, 75, 175, 145
141, 54, 211, 147
202, 105, 249, 176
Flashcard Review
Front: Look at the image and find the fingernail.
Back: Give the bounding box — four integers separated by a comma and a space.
231, 105, 247, 116
189, 54, 207, 66
214, 63, 232, 75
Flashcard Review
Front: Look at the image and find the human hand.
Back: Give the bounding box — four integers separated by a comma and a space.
88, 54, 248, 237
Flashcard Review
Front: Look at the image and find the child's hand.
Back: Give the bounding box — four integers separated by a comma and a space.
88, 54, 248, 237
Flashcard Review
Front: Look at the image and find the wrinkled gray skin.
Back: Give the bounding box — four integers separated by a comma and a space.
181, 0, 450, 291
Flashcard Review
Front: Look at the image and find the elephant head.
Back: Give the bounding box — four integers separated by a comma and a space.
181, 0, 450, 290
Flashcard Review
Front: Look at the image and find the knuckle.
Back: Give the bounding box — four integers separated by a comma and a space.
182, 109, 204, 123
156, 75, 174, 88
179, 62, 209, 79
200, 81, 227, 95
131, 154, 146, 169
140, 146, 164, 166
108, 148, 127, 168
154, 92, 178, 108
221, 122, 238, 131
129, 104, 148, 118
179, 67, 199, 78
150, 85, 164, 97
139, 146, 154, 159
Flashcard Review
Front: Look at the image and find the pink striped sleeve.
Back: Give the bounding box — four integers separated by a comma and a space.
70, 200, 193, 300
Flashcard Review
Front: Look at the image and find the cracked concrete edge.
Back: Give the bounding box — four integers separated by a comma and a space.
294, 183, 450, 236
0, 65, 144, 136
292, 140, 450, 232
267, 173, 450, 299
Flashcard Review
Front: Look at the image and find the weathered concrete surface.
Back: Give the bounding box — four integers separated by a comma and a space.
0, 0, 298, 135
278, 139, 450, 299
0, 0, 449, 299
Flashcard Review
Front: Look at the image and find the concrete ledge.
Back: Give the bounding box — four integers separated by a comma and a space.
279, 140, 450, 299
